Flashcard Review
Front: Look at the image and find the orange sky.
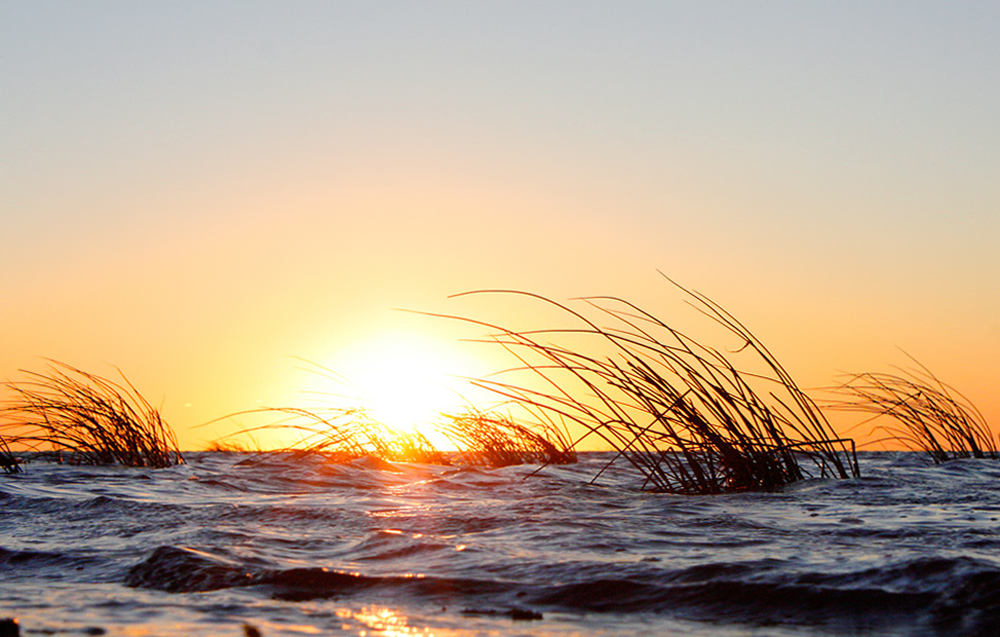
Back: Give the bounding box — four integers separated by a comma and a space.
2, 3, 998, 450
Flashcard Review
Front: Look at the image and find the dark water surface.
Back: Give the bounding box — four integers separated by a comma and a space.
2, 452, 1000, 636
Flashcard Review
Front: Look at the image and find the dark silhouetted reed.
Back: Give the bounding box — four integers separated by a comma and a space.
214, 405, 577, 468
300, 410, 448, 465
214, 406, 450, 465
203, 438, 258, 453
210, 357, 576, 468
831, 358, 995, 463
436, 278, 859, 494
0, 435, 19, 474
0, 360, 183, 468
437, 409, 576, 467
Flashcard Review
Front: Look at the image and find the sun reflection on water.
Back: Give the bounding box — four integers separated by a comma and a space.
338, 606, 433, 637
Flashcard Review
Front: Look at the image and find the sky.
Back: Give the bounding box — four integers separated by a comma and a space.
2, 1, 998, 450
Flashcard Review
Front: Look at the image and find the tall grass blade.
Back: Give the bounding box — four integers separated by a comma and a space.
435, 279, 859, 494
437, 408, 576, 467
0, 360, 183, 468
829, 355, 995, 463
0, 435, 19, 474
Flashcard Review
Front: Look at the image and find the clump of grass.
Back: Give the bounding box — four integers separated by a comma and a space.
437, 277, 858, 494
0, 360, 183, 468
0, 435, 19, 474
205, 359, 453, 465
830, 356, 995, 463
437, 408, 576, 467
214, 404, 580, 469
209, 357, 579, 469
203, 438, 258, 453
214, 406, 450, 465
302, 411, 449, 465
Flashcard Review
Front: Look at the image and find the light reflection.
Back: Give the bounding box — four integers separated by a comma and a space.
341, 605, 434, 637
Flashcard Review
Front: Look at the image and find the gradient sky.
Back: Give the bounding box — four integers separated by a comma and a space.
2, 1, 998, 450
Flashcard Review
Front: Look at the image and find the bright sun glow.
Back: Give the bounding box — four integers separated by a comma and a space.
318, 333, 471, 434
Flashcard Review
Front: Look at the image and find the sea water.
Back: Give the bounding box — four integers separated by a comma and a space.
2, 452, 999, 636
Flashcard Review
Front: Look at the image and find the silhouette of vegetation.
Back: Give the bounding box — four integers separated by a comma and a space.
439, 409, 576, 467
831, 357, 995, 464
0, 435, 19, 474
203, 438, 259, 453
0, 360, 183, 468
434, 277, 859, 494
295, 408, 449, 464
211, 404, 577, 468
211, 406, 450, 465
209, 357, 576, 468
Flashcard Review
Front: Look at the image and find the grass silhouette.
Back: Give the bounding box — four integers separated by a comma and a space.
203, 437, 263, 453
0, 435, 19, 473
434, 277, 859, 494
831, 356, 995, 463
0, 360, 183, 468
209, 356, 576, 468
210, 406, 450, 465
210, 404, 577, 468
293, 408, 448, 464
438, 408, 576, 467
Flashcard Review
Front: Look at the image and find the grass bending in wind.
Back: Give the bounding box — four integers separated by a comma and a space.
210, 406, 448, 465
0, 435, 19, 474
0, 360, 183, 468
211, 404, 576, 468
436, 279, 859, 494
830, 357, 996, 464
209, 356, 576, 468
439, 408, 576, 467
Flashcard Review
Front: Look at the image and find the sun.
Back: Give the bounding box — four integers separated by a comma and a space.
318, 332, 471, 434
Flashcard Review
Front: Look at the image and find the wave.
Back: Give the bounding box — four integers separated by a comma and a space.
123, 545, 512, 602
0, 546, 74, 567
530, 556, 1000, 634
124, 546, 254, 593
123, 545, 1000, 634
0, 545, 102, 577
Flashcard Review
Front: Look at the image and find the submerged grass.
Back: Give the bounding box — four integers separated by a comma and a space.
211, 406, 450, 465
0, 360, 183, 468
203, 437, 264, 453
830, 356, 995, 463
211, 405, 577, 469
0, 435, 19, 474
294, 409, 449, 465
209, 357, 576, 468
433, 277, 859, 494
438, 408, 576, 467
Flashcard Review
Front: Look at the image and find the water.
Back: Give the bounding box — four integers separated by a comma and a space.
2, 452, 1000, 636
